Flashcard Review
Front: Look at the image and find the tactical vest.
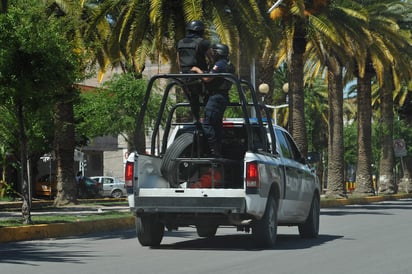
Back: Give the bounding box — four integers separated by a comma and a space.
206, 60, 235, 93
177, 37, 205, 73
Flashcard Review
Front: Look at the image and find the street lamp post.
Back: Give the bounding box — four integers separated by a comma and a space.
265, 104, 289, 125
258, 83, 289, 125
267, 0, 285, 13
259, 83, 269, 103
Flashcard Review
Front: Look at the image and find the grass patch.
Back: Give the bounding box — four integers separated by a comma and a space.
0, 211, 132, 227
84, 200, 129, 206
0, 196, 16, 202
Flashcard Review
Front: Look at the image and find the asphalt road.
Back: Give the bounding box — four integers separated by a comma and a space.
1, 198, 412, 274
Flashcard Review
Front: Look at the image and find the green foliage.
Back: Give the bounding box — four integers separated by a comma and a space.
304, 77, 328, 152
0, 1, 86, 101
344, 121, 380, 177
0, 0, 87, 126
0, 0, 90, 200
344, 123, 358, 166
343, 117, 412, 175
0, 180, 16, 198
75, 72, 167, 143
394, 118, 412, 156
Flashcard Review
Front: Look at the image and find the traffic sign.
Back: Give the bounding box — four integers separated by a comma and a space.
393, 139, 407, 157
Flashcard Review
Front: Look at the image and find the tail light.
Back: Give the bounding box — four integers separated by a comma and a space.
246, 162, 259, 188
125, 161, 134, 188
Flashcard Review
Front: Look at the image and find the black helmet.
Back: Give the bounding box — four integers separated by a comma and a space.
213, 43, 229, 57
187, 20, 205, 34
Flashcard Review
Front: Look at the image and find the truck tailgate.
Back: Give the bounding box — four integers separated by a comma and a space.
133, 188, 246, 213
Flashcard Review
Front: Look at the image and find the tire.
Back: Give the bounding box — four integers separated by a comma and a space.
161, 133, 194, 187
111, 189, 123, 198
136, 216, 164, 247
252, 195, 278, 248
298, 194, 320, 238
196, 225, 218, 238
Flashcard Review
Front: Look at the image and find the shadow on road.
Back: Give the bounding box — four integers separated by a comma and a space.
0, 229, 135, 265
0, 228, 341, 264
152, 231, 342, 251
0, 242, 95, 265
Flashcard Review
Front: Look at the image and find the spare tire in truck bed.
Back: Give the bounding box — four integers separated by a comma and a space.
161, 133, 194, 187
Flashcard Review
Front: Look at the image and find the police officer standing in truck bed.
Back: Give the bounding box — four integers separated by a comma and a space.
191, 43, 235, 156
177, 20, 213, 122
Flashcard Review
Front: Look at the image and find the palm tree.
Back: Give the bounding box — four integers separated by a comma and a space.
352, 0, 412, 195
379, 2, 412, 194
355, 59, 375, 194
326, 56, 347, 196
42, 0, 91, 206
378, 70, 396, 193
86, 1, 272, 154
269, 1, 309, 156
88, 0, 268, 76
271, 0, 371, 197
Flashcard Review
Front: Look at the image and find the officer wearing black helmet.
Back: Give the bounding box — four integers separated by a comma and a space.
191, 43, 235, 156
177, 20, 213, 122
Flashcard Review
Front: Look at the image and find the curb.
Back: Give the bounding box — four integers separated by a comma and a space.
1, 194, 411, 243
0, 216, 135, 243
320, 193, 412, 207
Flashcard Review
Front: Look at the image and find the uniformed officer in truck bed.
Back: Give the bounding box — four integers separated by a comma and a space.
191, 43, 235, 156
177, 20, 213, 122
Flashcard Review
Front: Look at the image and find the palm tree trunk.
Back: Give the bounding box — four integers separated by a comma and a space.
378, 73, 395, 194
354, 72, 374, 195
325, 56, 345, 197
288, 29, 308, 156
53, 97, 77, 206
257, 45, 276, 104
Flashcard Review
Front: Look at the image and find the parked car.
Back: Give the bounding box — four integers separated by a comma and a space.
90, 176, 126, 198
77, 176, 103, 198
34, 174, 57, 198
35, 174, 102, 199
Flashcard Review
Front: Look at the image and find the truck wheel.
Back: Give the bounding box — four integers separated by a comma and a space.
298, 194, 320, 238
252, 195, 277, 248
161, 133, 194, 187
196, 225, 218, 238
136, 216, 164, 246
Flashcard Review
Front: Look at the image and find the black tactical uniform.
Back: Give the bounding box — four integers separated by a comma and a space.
177, 20, 211, 122
203, 44, 235, 156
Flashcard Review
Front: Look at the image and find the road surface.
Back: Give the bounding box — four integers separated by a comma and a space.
1, 199, 411, 274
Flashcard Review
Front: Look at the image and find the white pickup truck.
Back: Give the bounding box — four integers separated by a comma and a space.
125, 73, 321, 248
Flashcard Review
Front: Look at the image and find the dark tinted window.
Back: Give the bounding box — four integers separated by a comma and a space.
252, 126, 268, 151
275, 129, 303, 162
283, 132, 302, 162
275, 129, 292, 159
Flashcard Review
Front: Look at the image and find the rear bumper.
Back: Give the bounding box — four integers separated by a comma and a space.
132, 196, 246, 215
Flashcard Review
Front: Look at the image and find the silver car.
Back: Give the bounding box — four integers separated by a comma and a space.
91, 176, 126, 198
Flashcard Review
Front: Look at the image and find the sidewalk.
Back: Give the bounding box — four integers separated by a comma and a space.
1, 193, 412, 243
